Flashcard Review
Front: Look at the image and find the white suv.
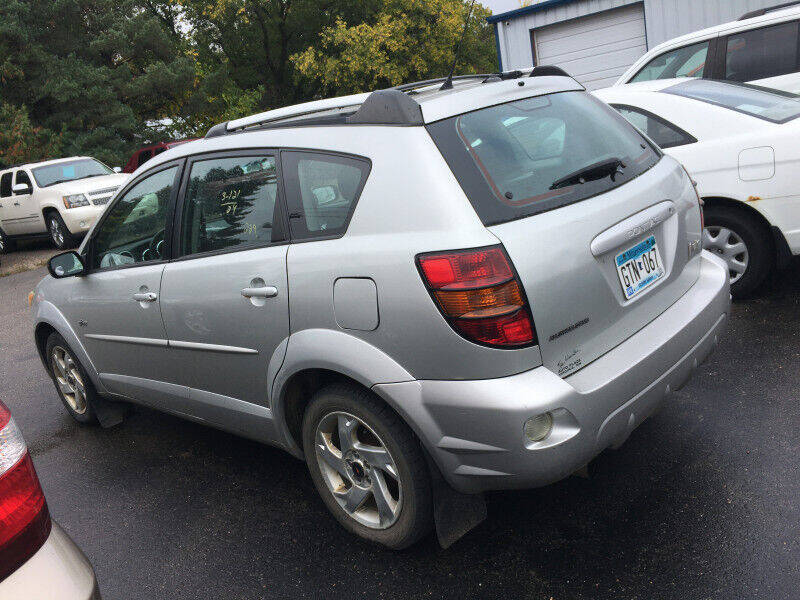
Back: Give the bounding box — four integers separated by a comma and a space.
615, 4, 800, 94
0, 157, 129, 253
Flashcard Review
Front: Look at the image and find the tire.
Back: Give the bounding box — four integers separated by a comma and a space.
302, 383, 433, 549
0, 226, 14, 254
46, 211, 78, 250
45, 332, 99, 425
702, 206, 773, 299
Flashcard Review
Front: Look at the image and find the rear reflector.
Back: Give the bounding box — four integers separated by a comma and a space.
0, 402, 51, 582
417, 246, 537, 348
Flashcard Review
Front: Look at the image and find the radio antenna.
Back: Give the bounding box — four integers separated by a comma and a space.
440, 0, 478, 91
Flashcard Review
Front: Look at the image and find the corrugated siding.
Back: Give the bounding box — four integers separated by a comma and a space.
496, 0, 786, 73
642, 0, 789, 47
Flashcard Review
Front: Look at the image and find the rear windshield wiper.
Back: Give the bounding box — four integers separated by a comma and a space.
549, 157, 626, 190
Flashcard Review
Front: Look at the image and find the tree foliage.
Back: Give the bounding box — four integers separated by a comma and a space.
0, 0, 194, 165
0, 103, 63, 168
0, 0, 498, 162
292, 0, 496, 97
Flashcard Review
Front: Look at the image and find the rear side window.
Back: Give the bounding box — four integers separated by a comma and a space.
612, 105, 697, 149
281, 151, 370, 240
0, 173, 11, 197
427, 91, 660, 226
664, 79, 800, 123
630, 41, 710, 83
180, 155, 281, 256
724, 21, 800, 83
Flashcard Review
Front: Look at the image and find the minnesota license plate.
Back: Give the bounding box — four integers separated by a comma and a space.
615, 235, 664, 300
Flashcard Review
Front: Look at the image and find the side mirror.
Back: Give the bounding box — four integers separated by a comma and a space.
48, 251, 86, 279
113, 167, 122, 173
12, 183, 31, 195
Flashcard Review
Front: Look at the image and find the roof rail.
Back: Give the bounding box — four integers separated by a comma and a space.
206, 92, 370, 138
740, 0, 800, 20
204, 67, 577, 137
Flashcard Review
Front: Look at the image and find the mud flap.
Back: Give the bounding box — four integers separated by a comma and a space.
93, 396, 127, 428
425, 453, 486, 548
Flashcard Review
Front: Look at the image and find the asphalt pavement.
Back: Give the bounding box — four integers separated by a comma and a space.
0, 260, 798, 600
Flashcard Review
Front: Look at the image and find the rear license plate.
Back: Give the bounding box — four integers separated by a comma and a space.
615, 235, 664, 300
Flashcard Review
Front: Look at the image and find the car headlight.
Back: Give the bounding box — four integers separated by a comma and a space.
62, 194, 89, 209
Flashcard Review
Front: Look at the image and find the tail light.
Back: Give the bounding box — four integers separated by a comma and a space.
0, 401, 51, 582
417, 246, 537, 348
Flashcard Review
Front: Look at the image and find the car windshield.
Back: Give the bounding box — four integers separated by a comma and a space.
663, 79, 800, 123
32, 158, 113, 187
426, 91, 660, 225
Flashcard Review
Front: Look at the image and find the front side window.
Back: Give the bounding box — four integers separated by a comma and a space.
282, 152, 370, 240
725, 21, 799, 83
32, 159, 113, 188
180, 155, 281, 256
427, 91, 660, 225
664, 79, 800, 123
90, 166, 177, 269
612, 105, 697, 149
630, 41, 710, 83
14, 170, 32, 190
0, 173, 12, 197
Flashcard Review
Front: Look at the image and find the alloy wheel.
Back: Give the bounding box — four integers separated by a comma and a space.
51, 346, 87, 414
50, 218, 65, 247
702, 226, 749, 284
314, 411, 402, 529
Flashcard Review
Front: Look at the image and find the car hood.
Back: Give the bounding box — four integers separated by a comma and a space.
49, 173, 130, 195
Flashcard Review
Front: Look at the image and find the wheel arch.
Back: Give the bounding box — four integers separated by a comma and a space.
271, 328, 415, 457
33, 301, 106, 394
702, 196, 779, 255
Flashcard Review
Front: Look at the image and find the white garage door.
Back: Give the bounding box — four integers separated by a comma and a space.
532, 3, 647, 90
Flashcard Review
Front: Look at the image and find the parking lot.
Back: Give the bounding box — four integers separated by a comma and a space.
0, 251, 796, 600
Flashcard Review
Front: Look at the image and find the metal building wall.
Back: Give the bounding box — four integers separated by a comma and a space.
496, 0, 642, 70
642, 0, 787, 47
495, 0, 785, 71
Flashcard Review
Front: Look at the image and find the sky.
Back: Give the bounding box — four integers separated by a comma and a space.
482, 0, 520, 16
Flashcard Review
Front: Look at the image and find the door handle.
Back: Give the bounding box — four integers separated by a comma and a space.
133, 292, 158, 302
241, 286, 278, 299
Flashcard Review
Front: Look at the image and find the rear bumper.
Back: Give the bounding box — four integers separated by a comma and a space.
374, 252, 730, 494
0, 521, 99, 600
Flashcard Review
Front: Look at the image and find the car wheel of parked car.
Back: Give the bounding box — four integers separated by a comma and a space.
45, 332, 99, 425
302, 383, 433, 549
47, 212, 77, 250
702, 206, 772, 299
0, 226, 14, 254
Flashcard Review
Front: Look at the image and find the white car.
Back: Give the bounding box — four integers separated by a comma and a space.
595, 78, 800, 296
0, 157, 129, 253
614, 4, 800, 94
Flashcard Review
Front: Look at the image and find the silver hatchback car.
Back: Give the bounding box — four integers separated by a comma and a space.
33, 67, 730, 549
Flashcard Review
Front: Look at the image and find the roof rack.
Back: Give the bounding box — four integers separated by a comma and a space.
204, 66, 577, 137
740, 0, 800, 20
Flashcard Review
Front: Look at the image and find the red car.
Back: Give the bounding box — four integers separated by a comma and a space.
122, 139, 197, 173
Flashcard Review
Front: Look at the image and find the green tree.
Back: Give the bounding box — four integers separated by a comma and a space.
0, 0, 195, 165
291, 0, 497, 97
0, 103, 63, 168
175, 0, 381, 128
